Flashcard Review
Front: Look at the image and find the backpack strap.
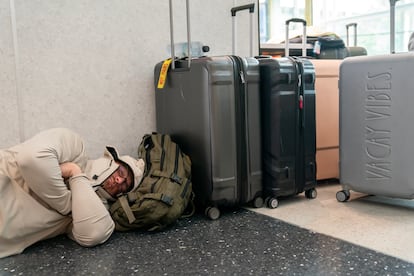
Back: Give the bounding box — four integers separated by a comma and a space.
181, 191, 196, 218
142, 193, 174, 206
118, 196, 136, 224
151, 169, 188, 185
114, 192, 175, 225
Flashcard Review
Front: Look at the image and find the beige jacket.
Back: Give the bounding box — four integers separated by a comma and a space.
0, 128, 116, 258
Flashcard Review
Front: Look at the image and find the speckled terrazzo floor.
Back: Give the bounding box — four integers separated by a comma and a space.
249, 182, 414, 264
1, 207, 413, 276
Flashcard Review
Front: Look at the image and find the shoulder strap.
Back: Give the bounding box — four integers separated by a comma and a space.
118, 196, 136, 223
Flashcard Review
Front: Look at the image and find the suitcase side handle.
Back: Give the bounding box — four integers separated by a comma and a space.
346, 23, 357, 47
231, 3, 255, 56
284, 166, 290, 179
285, 18, 307, 57
169, 0, 191, 70
311, 162, 316, 179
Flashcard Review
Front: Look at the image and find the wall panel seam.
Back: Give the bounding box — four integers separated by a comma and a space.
9, 0, 25, 142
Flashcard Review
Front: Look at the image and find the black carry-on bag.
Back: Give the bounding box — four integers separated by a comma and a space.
154, 1, 262, 219
258, 18, 317, 209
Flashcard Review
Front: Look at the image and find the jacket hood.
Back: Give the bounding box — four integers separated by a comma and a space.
86, 146, 145, 197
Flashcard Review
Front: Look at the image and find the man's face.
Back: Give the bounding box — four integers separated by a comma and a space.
102, 162, 133, 197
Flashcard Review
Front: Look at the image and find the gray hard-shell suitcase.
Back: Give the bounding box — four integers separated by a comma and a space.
338, 53, 414, 201
337, 0, 414, 202
155, 1, 262, 219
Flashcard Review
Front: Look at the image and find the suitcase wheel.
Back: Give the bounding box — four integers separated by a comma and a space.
252, 196, 264, 208
205, 206, 220, 220
336, 190, 351, 202
305, 188, 317, 199
265, 197, 279, 209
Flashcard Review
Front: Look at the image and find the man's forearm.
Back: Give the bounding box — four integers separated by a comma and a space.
68, 175, 115, 247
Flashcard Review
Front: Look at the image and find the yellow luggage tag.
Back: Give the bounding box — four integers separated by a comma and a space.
157, 58, 173, 89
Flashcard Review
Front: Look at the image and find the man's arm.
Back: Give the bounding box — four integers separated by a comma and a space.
14, 128, 88, 215
62, 163, 114, 246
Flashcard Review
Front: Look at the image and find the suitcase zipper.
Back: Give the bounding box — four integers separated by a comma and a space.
288, 57, 305, 194
230, 55, 248, 203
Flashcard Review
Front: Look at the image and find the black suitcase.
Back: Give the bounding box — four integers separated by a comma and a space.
258, 20, 317, 208
155, 1, 262, 219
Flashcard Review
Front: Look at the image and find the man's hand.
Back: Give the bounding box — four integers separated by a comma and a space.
60, 162, 82, 179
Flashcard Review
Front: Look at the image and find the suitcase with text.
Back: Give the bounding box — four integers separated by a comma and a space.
337, 0, 414, 202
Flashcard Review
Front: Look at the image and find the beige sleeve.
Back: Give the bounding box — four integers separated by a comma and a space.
17, 149, 73, 215
67, 174, 115, 247
15, 128, 88, 215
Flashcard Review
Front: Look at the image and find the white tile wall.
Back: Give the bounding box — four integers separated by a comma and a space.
0, 0, 258, 158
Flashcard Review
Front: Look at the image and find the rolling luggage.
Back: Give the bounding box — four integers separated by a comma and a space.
337, 53, 414, 201
311, 59, 341, 180
337, 0, 414, 202
284, 19, 347, 59
345, 23, 367, 57
258, 18, 317, 209
155, 1, 262, 219
280, 19, 342, 180
260, 19, 346, 59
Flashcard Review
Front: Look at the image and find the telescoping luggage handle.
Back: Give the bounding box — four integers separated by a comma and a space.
390, 0, 399, 53
169, 0, 191, 70
285, 18, 307, 57
346, 23, 357, 47
231, 3, 255, 56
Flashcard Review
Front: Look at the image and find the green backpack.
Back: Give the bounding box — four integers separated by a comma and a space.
109, 133, 194, 231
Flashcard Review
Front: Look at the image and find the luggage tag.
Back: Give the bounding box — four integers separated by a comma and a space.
157, 58, 173, 89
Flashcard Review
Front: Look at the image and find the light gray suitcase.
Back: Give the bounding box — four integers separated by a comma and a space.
337, 52, 414, 201
155, 1, 263, 219
336, 0, 414, 202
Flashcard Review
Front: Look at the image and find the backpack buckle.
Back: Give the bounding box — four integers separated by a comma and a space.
161, 194, 174, 206
170, 173, 182, 184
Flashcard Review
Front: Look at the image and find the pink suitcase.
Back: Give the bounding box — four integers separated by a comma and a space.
311, 59, 342, 180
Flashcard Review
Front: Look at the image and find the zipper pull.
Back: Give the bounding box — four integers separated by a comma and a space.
239, 71, 245, 84
299, 95, 303, 109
